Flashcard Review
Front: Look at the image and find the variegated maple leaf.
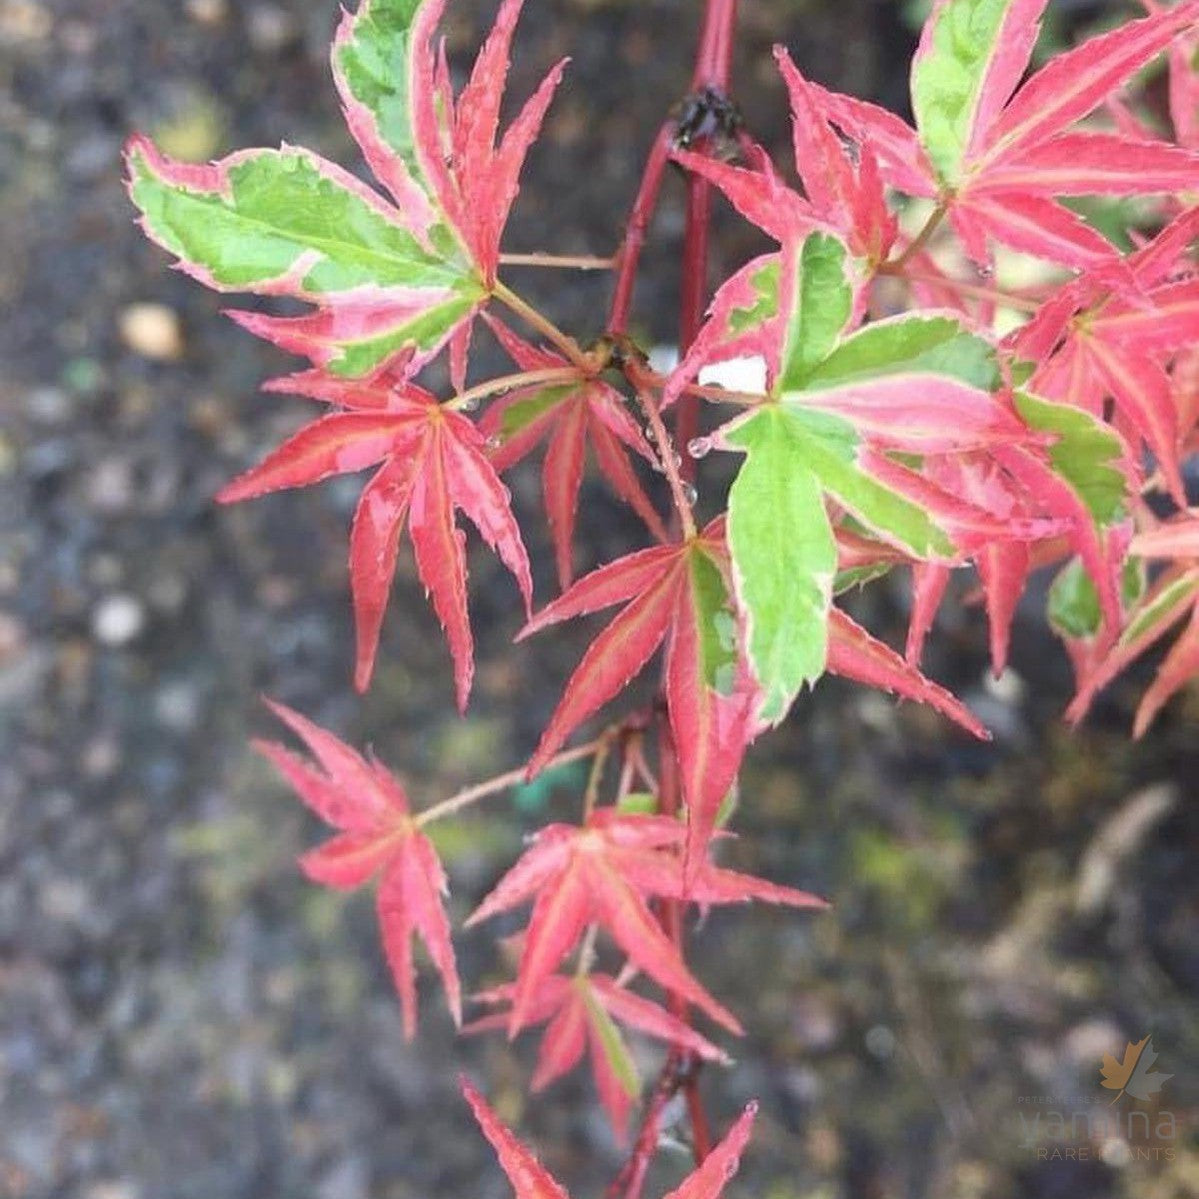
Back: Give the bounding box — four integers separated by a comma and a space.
254, 700, 460, 1039
217, 377, 531, 705
900, 398, 1134, 677
127, 0, 564, 380
672, 48, 898, 267
808, 0, 1199, 269
466, 972, 728, 1141
466, 809, 826, 1036
684, 231, 1041, 727
462, 1076, 757, 1199
518, 520, 758, 873
1066, 511, 1199, 733
1155, 0, 1199, 149
1010, 208, 1199, 507
480, 317, 668, 588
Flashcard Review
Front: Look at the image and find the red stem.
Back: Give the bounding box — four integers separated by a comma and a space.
607, 1055, 686, 1199
676, 0, 737, 480
608, 3, 739, 1188
675, 177, 712, 483
608, 123, 674, 337
691, 0, 738, 90
607, 0, 737, 341
656, 715, 712, 1165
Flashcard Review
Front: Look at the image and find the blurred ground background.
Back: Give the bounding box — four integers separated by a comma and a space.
2, 1, 1198, 1197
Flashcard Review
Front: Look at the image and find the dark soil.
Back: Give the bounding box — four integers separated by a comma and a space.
1, 2, 1196, 1198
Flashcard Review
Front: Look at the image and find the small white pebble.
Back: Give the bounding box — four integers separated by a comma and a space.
119, 303, 184, 361
154, 682, 200, 732
0, 1, 53, 43
247, 3, 297, 51
92, 594, 145, 647
185, 0, 227, 24
865, 1024, 896, 1059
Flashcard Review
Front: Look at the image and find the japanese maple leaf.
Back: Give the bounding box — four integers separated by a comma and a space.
466, 809, 826, 1036
672, 231, 1124, 717
1008, 208, 1199, 505
479, 317, 668, 587
517, 521, 758, 874
687, 232, 1044, 726
900, 440, 1122, 674
825, 607, 990, 739
217, 378, 532, 706
1066, 512, 1199, 733
254, 700, 460, 1040
832, 471, 1060, 679
673, 48, 898, 266
809, 0, 1199, 270
858, 478, 1031, 674
382, 0, 568, 288
462, 1076, 757, 1199
127, 0, 564, 380
466, 972, 728, 1142
1150, 0, 1199, 149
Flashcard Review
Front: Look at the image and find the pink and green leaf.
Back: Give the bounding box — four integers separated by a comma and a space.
982, 131, 1199, 196
801, 312, 1000, 393
982, 0, 1199, 165
332, 0, 439, 203
722, 406, 837, 724
126, 137, 482, 377
664, 255, 781, 410
1066, 564, 1199, 724
331, 0, 442, 229
776, 233, 856, 390
668, 548, 756, 876
911, 0, 1050, 184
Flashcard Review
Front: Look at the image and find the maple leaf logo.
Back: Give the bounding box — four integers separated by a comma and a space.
1099, 1035, 1173, 1103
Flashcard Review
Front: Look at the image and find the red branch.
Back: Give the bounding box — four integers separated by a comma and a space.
676, 0, 738, 480
607, 124, 674, 337
606, 1054, 691, 1199
607, 0, 738, 346
690, 0, 738, 91
607, 2, 739, 1189
654, 716, 714, 1167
